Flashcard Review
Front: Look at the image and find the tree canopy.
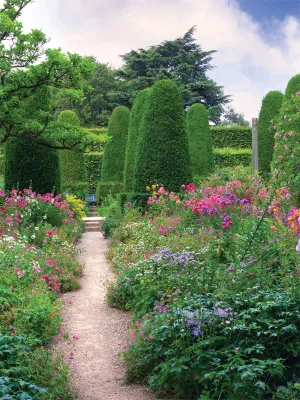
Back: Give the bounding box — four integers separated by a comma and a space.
220, 106, 250, 126
111, 27, 229, 124
0, 0, 96, 149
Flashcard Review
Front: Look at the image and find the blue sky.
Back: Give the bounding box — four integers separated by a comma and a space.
21, 0, 300, 121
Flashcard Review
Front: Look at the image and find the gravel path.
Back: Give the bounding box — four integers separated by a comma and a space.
60, 231, 156, 400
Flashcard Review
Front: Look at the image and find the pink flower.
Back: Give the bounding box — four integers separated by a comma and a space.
62, 219, 67, 224
46, 231, 54, 237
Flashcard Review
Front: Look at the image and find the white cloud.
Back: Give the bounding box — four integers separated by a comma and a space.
20, 0, 300, 121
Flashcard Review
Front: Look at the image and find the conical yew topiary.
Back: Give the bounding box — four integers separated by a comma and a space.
272, 92, 300, 205
285, 74, 300, 98
186, 103, 214, 178
99, 106, 130, 201
133, 79, 192, 193
258, 91, 283, 177
124, 88, 151, 193
57, 110, 87, 197
4, 138, 61, 194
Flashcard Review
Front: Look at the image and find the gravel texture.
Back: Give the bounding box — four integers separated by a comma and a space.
59, 231, 156, 400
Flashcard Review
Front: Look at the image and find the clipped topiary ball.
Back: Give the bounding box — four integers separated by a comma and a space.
285, 74, 300, 98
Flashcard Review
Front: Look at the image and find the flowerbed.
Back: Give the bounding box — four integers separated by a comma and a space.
0, 189, 84, 399
108, 172, 300, 400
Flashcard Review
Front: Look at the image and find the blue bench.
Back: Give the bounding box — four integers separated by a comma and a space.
86, 194, 96, 204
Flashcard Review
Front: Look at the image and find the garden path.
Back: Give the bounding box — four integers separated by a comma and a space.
59, 231, 155, 400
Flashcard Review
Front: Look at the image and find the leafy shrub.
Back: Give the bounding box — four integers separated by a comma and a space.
285, 74, 300, 98
57, 110, 87, 196
84, 152, 103, 193
134, 79, 192, 193
65, 195, 87, 220
211, 126, 252, 149
214, 148, 252, 167
258, 91, 283, 177
102, 199, 123, 238
99, 106, 130, 202
124, 88, 151, 193
186, 103, 214, 178
4, 137, 61, 194
272, 93, 300, 204
96, 181, 124, 204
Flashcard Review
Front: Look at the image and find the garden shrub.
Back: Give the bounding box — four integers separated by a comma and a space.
101, 198, 123, 238
65, 194, 87, 220
57, 110, 87, 197
124, 88, 151, 193
99, 106, 130, 202
4, 137, 61, 194
285, 73, 300, 98
214, 148, 252, 167
84, 152, 103, 193
134, 79, 192, 193
211, 125, 252, 149
258, 91, 283, 177
272, 92, 300, 205
186, 103, 214, 178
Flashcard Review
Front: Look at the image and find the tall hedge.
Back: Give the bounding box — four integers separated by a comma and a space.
285, 74, 300, 98
5, 138, 60, 194
84, 152, 103, 193
186, 104, 214, 178
272, 93, 300, 205
57, 110, 87, 197
124, 89, 151, 193
257, 91, 283, 176
99, 106, 130, 201
134, 80, 192, 193
211, 126, 252, 149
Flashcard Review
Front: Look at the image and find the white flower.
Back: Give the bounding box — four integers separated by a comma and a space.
43, 215, 47, 220
35, 226, 39, 231
296, 239, 300, 252
31, 234, 36, 240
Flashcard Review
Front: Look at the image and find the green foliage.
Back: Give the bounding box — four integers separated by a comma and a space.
0, 1, 94, 147
258, 91, 283, 176
211, 126, 252, 148
186, 104, 214, 178
285, 74, 300, 98
134, 80, 192, 193
113, 27, 229, 124
99, 106, 130, 201
84, 152, 103, 193
96, 181, 124, 204
214, 148, 252, 168
101, 198, 123, 238
57, 110, 87, 197
272, 94, 300, 204
220, 105, 250, 126
124, 89, 151, 193
65, 195, 87, 220
4, 137, 61, 194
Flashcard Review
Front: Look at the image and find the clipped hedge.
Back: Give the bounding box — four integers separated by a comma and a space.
258, 91, 283, 176
57, 110, 87, 197
124, 88, 151, 193
96, 181, 124, 204
186, 103, 214, 178
84, 152, 103, 193
285, 74, 300, 98
4, 138, 61, 194
134, 80, 192, 193
99, 106, 130, 202
211, 126, 252, 149
214, 148, 252, 168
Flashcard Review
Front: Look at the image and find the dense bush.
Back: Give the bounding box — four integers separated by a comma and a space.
98, 106, 130, 202
84, 152, 103, 193
102, 198, 123, 238
124, 89, 151, 193
211, 126, 252, 149
96, 181, 124, 204
186, 103, 214, 178
214, 148, 252, 168
134, 80, 192, 193
272, 92, 300, 205
57, 110, 87, 197
108, 174, 300, 399
285, 74, 300, 98
258, 91, 283, 176
4, 137, 61, 194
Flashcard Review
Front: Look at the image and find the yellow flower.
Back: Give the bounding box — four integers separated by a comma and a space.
153, 191, 157, 195
146, 186, 150, 191
270, 225, 276, 230
152, 184, 157, 190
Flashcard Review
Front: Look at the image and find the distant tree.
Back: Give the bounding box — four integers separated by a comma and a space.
134, 80, 192, 193
111, 27, 229, 124
186, 104, 214, 178
220, 106, 250, 126
258, 91, 283, 177
0, 0, 95, 149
